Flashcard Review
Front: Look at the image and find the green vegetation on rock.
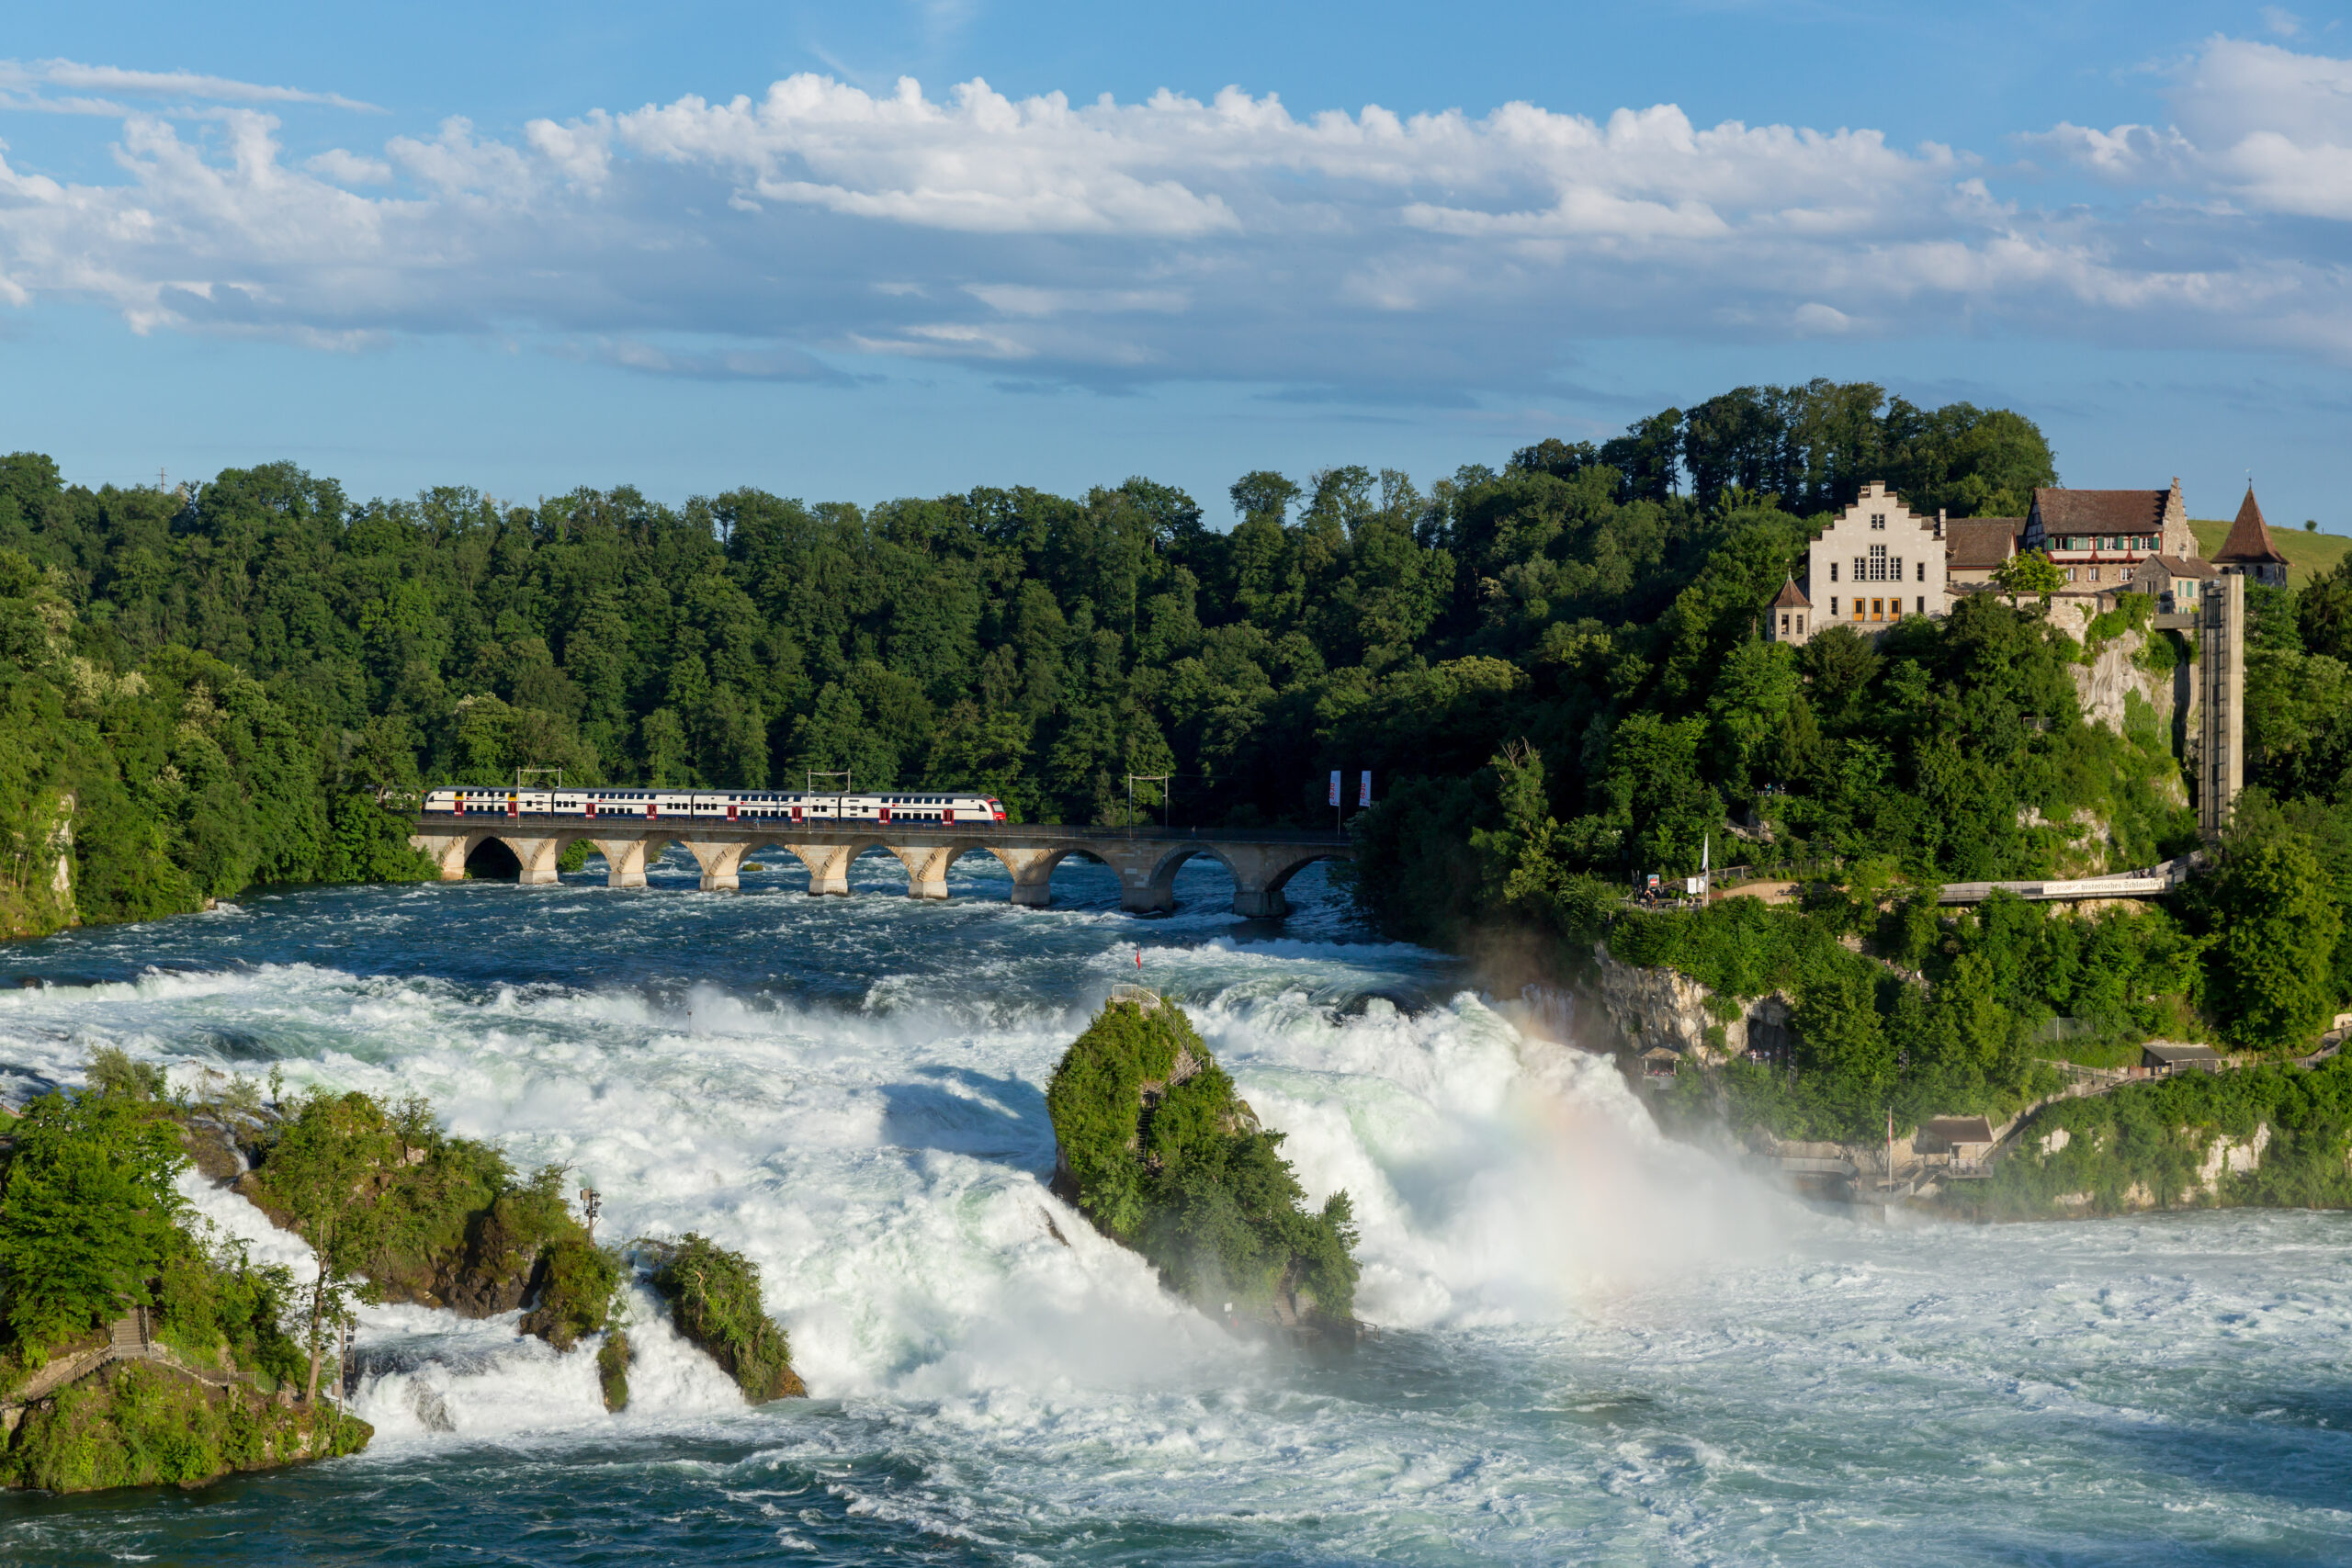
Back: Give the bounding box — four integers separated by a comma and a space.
1046, 996, 1360, 1332
1950, 1055, 2352, 1219
2, 1361, 368, 1493
234, 1087, 632, 1408
641, 1234, 803, 1402
0, 1065, 370, 1491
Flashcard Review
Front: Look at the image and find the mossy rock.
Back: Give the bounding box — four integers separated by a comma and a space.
2, 1362, 370, 1493
595, 1330, 631, 1413
1046, 994, 1361, 1336
519, 1235, 625, 1352
642, 1235, 804, 1402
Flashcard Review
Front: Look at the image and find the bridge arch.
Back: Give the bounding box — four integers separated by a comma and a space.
1131, 844, 1242, 915
1249, 847, 1349, 919
462, 836, 523, 880
415, 827, 594, 885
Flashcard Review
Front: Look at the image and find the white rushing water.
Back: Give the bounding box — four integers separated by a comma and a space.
0, 860, 2346, 1563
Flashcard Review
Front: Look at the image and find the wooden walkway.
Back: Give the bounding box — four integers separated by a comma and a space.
2, 1306, 246, 1433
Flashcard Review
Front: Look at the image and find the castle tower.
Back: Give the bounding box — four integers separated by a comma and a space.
2211, 485, 2290, 589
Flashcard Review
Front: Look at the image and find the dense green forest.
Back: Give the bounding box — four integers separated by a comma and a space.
7, 375, 2352, 1139
0, 378, 2054, 934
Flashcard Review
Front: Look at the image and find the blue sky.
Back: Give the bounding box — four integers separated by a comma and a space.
0, 2, 2346, 527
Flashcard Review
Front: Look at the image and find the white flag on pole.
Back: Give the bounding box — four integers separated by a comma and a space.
1329, 770, 1341, 807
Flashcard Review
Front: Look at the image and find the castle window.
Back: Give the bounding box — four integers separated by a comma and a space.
1796, 615, 1804, 634
2089, 567, 2100, 582
1868, 544, 1888, 581
1917, 595, 1927, 615
1830, 597, 1839, 615
1829, 561, 1838, 582
1871, 513, 1886, 530
1780, 614, 1790, 635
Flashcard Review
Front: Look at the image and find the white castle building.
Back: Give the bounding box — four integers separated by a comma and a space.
1765, 477, 2279, 646
1768, 481, 1949, 644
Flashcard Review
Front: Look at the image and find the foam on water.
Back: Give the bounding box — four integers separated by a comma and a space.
0, 862, 2346, 1563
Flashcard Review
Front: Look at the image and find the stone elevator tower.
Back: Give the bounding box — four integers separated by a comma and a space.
2197, 573, 2245, 840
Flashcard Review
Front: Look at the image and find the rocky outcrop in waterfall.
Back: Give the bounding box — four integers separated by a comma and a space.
1046, 990, 1361, 1340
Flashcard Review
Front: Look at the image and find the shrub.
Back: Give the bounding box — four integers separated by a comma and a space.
643, 1234, 800, 1402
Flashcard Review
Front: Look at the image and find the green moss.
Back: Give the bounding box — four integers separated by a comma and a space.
1, 1361, 369, 1492
1046, 996, 1361, 1330
643, 1234, 802, 1402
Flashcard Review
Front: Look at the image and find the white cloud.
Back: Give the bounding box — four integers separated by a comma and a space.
305, 148, 392, 186
0, 47, 2344, 392
0, 57, 379, 113
2041, 37, 2352, 219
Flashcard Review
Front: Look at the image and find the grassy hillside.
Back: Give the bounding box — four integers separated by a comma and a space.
2191, 519, 2350, 586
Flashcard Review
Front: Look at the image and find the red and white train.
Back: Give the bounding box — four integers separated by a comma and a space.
422, 786, 1009, 827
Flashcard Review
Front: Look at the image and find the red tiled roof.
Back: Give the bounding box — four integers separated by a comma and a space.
1944, 518, 2022, 569
2032, 489, 2170, 533
2214, 486, 2288, 565
2149, 553, 2218, 580
1772, 579, 1811, 608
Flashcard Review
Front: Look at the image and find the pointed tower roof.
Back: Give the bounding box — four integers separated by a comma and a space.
1773, 576, 1810, 609
2214, 485, 2288, 566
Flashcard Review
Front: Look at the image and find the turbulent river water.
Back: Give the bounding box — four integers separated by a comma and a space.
0, 849, 2346, 1565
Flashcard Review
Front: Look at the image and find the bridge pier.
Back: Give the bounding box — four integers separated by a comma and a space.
784, 843, 854, 896
890, 843, 958, 899
502, 836, 571, 886
1221, 844, 1315, 919
989, 846, 1061, 907
412, 832, 471, 883
684, 840, 749, 892
593, 838, 650, 887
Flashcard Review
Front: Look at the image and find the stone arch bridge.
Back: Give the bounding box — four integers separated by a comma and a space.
409, 816, 1352, 919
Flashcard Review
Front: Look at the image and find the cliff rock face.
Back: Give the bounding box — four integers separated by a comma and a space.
2070, 633, 2181, 747
1592, 943, 1790, 1065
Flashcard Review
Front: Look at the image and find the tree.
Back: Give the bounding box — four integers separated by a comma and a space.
1991, 548, 2066, 609
255, 1091, 390, 1403
2203, 814, 2343, 1053
0, 1086, 186, 1356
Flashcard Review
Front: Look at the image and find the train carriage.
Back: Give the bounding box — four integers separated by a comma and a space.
421, 787, 1006, 825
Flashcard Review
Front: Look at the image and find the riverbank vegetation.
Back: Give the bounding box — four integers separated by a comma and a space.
1047, 995, 1359, 1334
